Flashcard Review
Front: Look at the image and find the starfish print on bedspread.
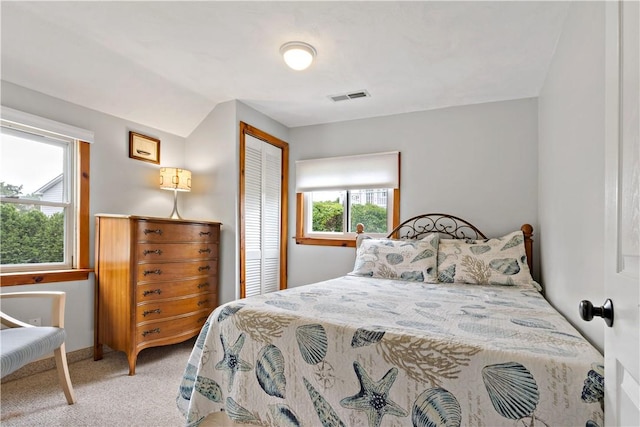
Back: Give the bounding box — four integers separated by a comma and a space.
340, 361, 408, 427
214, 332, 252, 392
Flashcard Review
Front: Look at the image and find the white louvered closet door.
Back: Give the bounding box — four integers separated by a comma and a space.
244, 134, 282, 297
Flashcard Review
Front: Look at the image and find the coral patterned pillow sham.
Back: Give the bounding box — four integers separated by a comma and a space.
437, 230, 534, 286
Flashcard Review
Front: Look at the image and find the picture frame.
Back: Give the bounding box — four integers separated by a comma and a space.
129, 131, 160, 164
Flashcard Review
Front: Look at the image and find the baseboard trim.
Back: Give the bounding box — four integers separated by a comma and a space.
1, 346, 105, 383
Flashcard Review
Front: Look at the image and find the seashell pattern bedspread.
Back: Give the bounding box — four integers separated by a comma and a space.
177, 275, 604, 426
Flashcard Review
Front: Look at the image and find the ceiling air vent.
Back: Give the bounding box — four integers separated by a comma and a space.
329, 90, 371, 102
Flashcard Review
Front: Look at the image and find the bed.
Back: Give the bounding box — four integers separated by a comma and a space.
177, 213, 604, 427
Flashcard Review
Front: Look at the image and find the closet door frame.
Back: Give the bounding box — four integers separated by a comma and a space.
239, 122, 289, 298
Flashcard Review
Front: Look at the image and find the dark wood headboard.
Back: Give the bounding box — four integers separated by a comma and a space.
356, 213, 534, 272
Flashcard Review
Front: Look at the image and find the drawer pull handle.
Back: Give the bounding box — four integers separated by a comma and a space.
199, 231, 212, 236
142, 328, 161, 337
199, 248, 211, 254
198, 300, 209, 306
144, 228, 163, 235
143, 289, 162, 296
143, 269, 162, 276
143, 249, 163, 256
198, 265, 211, 272
143, 308, 162, 317
197, 282, 209, 289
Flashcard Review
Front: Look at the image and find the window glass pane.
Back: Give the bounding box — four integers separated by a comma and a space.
1, 127, 69, 269
311, 191, 345, 232
349, 188, 389, 233
1, 129, 65, 202
0, 203, 65, 265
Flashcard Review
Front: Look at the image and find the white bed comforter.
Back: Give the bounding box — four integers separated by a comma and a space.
177, 275, 604, 427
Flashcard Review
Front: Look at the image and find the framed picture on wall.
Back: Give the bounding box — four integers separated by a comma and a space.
129, 131, 160, 164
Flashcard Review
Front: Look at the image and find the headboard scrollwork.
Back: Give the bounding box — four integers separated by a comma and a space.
386, 213, 487, 241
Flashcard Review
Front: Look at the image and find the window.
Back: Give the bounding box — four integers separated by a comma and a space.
305, 189, 393, 234
295, 151, 400, 247
0, 107, 93, 285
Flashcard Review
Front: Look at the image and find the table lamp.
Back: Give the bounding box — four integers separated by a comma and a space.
159, 167, 191, 219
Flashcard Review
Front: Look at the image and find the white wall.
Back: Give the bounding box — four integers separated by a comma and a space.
184, 100, 238, 306
538, 1, 605, 352
288, 99, 539, 287
184, 100, 289, 305
1, 81, 187, 352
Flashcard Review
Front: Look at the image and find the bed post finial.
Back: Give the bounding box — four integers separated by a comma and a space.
521, 224, 534, 272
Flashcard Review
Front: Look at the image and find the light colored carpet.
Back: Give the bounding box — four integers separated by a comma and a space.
1, 338, 198, 426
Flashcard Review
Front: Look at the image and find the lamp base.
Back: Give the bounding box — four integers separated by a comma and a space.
168, 189, 183, 219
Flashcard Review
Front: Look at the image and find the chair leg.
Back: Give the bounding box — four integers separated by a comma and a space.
53, 344, 76, 404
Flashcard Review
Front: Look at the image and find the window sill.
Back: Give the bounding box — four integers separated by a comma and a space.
0, 269, 94, 287
295, 236, 356, 248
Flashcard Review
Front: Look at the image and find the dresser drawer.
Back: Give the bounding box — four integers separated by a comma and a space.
136, 310, 211, 344
137, 278, 216, 301
136, 260, 217, 282
137, 243, 218, 261
136, 221, 219, 243
136, 293, 215, 323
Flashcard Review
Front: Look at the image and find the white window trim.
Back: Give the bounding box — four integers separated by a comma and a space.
1, 106, 94, 143
0, 110, 87, 273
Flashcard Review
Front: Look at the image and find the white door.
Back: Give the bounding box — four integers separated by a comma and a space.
602, 1, 640, 425
243, 134, 282, 297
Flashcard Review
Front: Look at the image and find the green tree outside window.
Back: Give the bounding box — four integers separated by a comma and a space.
0, 182, 64, 264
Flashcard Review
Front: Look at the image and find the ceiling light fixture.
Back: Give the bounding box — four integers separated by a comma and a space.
280, 41, 316, 71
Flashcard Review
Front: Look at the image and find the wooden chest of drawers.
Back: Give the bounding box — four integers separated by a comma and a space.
94, 215, 221, 375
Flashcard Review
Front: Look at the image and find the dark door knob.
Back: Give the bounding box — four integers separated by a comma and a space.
579, 299, 614, 327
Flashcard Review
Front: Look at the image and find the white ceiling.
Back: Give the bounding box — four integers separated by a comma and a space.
1, 1, 570, 137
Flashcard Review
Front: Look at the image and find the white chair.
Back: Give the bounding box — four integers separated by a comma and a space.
0, 291, 76, 404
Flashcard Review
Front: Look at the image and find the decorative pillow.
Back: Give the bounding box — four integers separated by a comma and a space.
437, 231, 534, 286
351, 233, 439, 283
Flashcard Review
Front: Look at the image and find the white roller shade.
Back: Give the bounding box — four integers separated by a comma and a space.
295, 151, 399, 192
